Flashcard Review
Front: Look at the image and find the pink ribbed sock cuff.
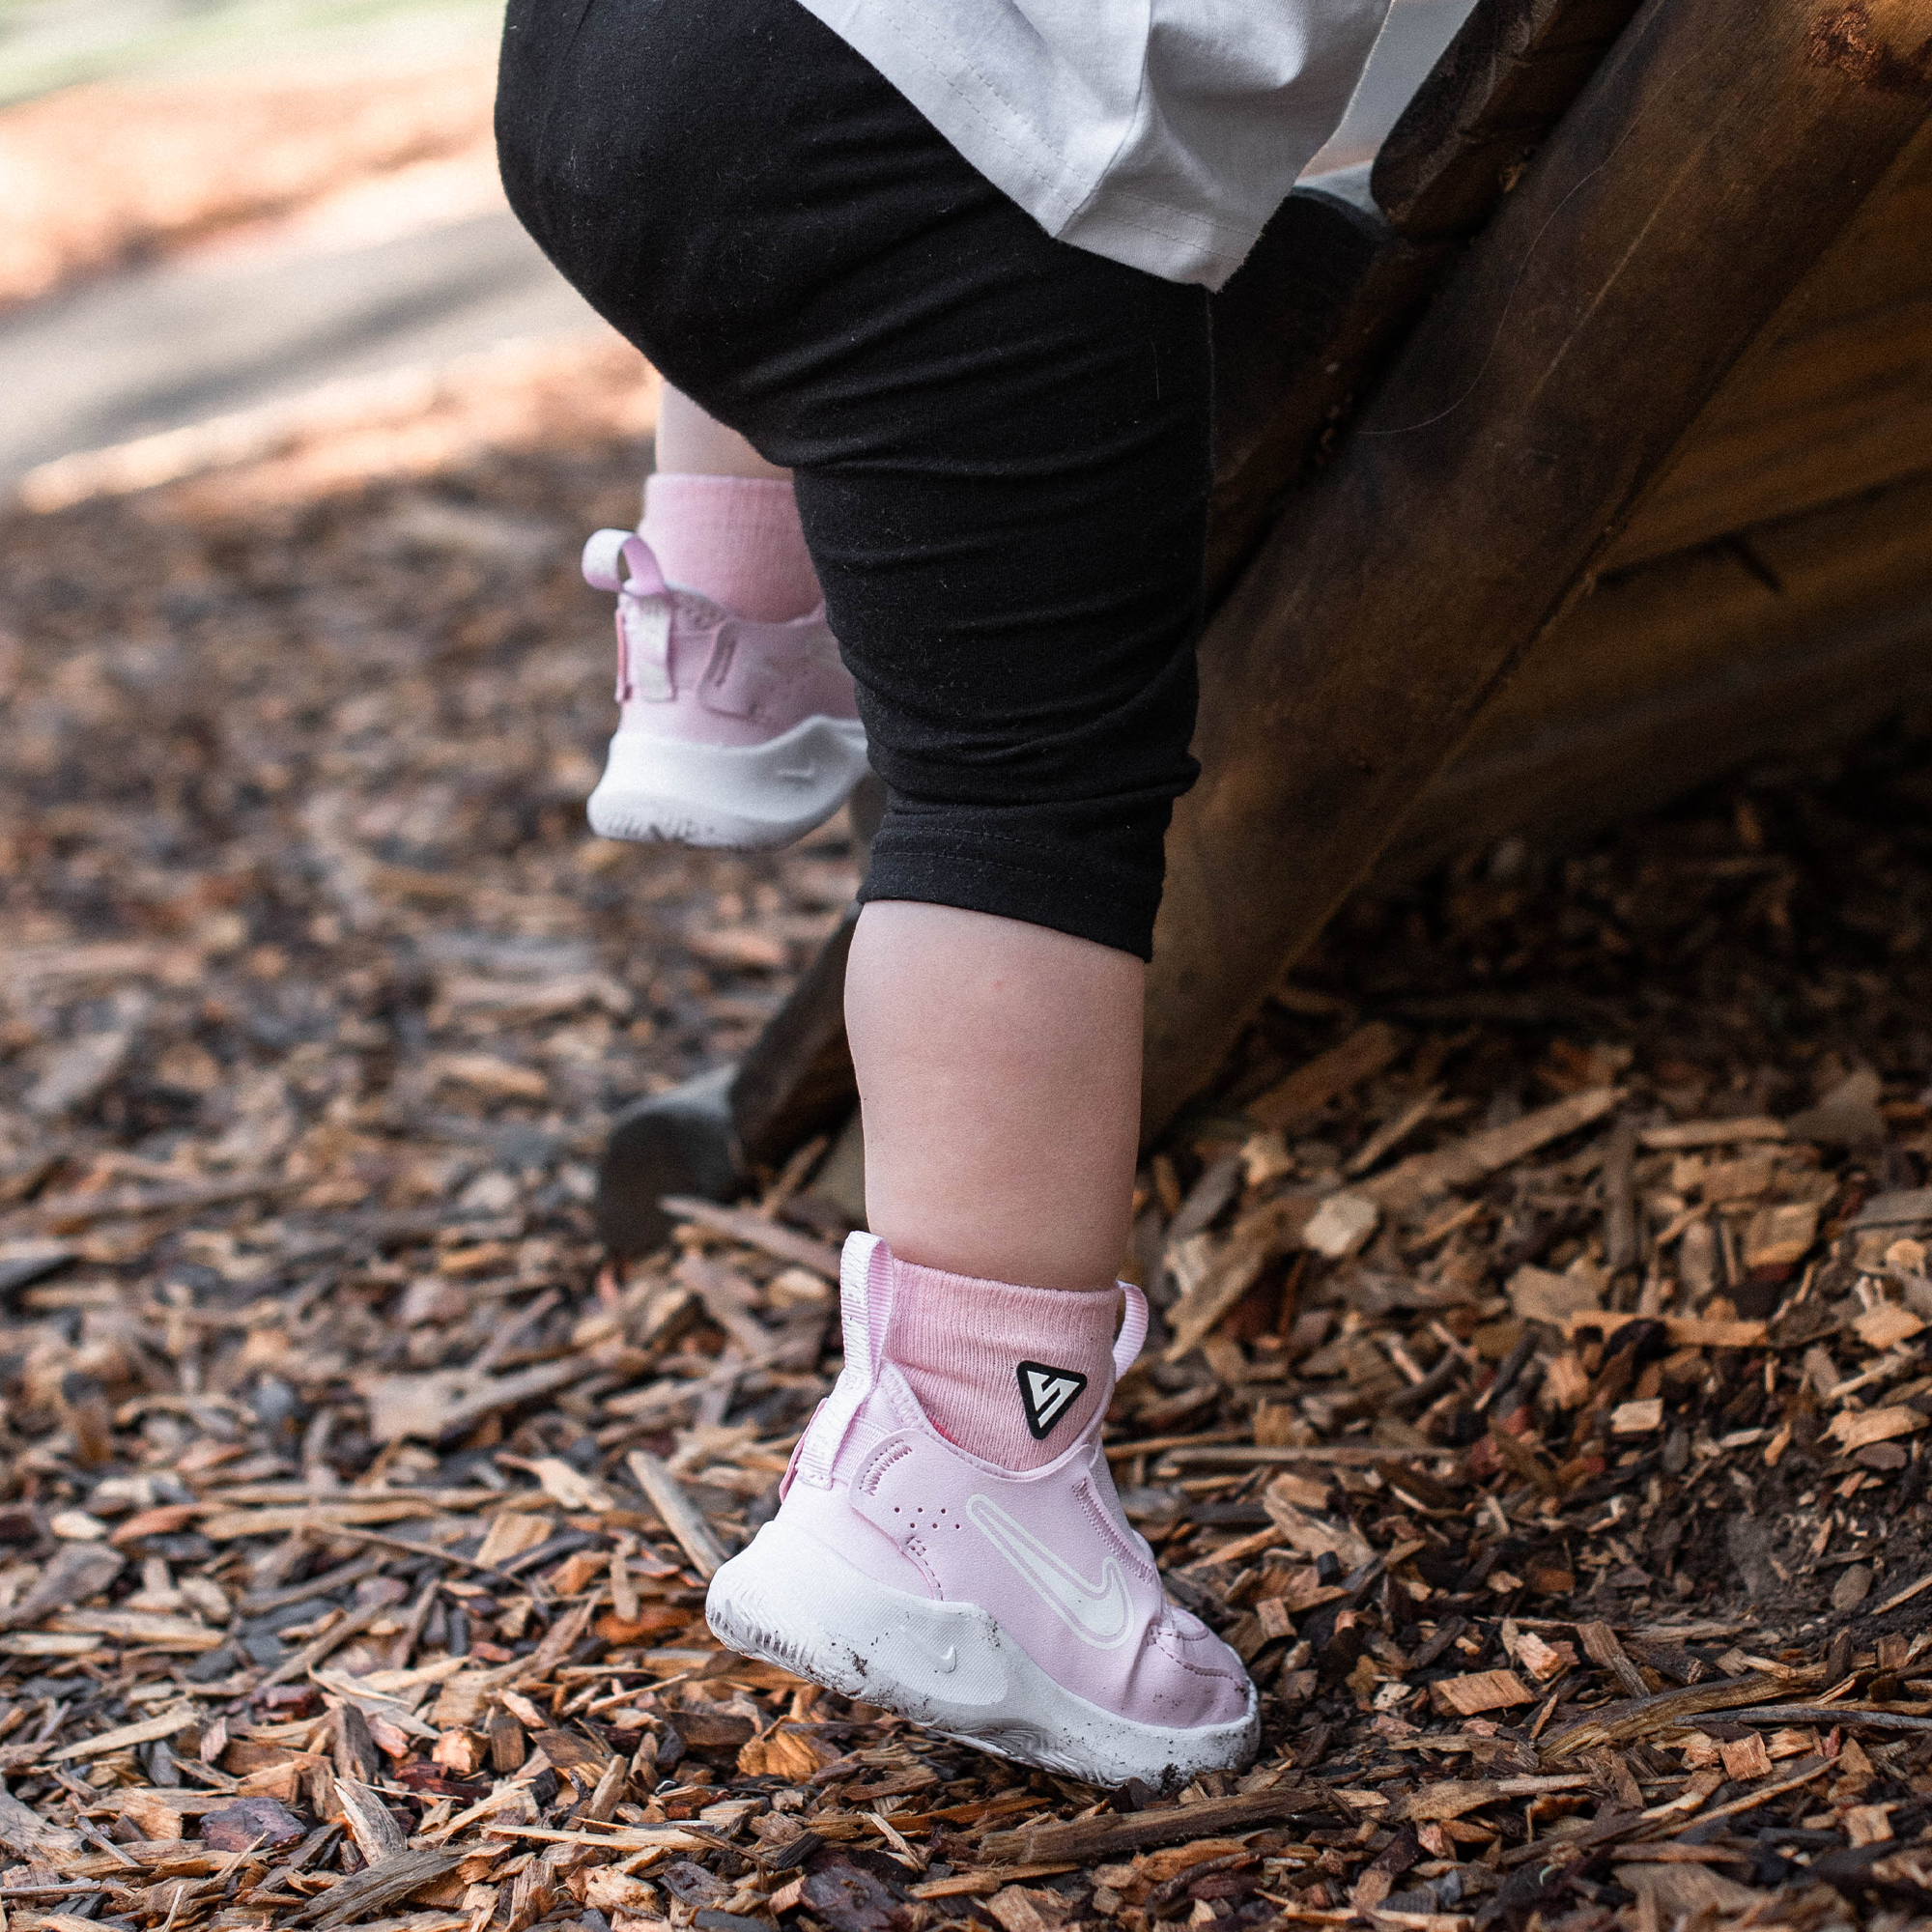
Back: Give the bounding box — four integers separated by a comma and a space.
639, 472, 820, 622
883, 1252, 1121, 1471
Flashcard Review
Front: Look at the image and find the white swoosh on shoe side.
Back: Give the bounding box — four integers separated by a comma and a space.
966, 1493, 1133, 1649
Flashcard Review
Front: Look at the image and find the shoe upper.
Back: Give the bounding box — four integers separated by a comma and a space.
774, 1234, 1255, 1735
583, 529, 858, 750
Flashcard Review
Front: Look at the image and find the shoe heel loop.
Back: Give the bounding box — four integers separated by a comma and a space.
584, 531, 676, 702
582, 529, 668, 597
1113, 1281, 1149, 1381
793, 1232, 890, 1488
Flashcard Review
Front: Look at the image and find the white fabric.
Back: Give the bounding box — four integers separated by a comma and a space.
794, 1231, 889, 1489
794, 0, 1394, 290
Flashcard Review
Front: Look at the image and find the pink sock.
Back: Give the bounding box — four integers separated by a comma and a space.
883, 1249, 1121, 1471
639, 473, 820, 622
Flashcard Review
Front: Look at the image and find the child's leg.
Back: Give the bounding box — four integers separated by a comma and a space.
498, 0, 1254, 1782
570, 373, 864, 846
647, 386, 1143, 1289
654, 385, 787, 480
846, 903, 1141, 1293
641, 386, 820, 622
639, 373, 1139, 1288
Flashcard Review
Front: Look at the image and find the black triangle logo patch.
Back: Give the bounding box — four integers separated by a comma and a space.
1016, 1360, 1089, 1440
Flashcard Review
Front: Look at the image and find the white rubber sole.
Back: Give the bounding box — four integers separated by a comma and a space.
706, 1516, 1259, 1791
586, 714, 868, 850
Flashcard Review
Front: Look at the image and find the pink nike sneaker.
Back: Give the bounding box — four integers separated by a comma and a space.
580, 529, 867, 849
705, 1234, 1259, 1788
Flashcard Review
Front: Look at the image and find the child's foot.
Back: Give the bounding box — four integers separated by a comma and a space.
705, 1234, 1258, 1789
581, 529, 867, 849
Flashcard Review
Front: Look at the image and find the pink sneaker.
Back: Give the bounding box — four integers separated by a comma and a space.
581, 529, 867, 849
706, 1234, 1259, 1788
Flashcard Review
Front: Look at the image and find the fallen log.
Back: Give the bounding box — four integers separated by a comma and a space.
1139, 0, 1932, 1133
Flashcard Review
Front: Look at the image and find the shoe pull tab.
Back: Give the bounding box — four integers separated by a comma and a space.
1113, 1281, 1149, 1380
793, 1233, 889, 1489
582, 530, 674, 702
582, 528, 667, 596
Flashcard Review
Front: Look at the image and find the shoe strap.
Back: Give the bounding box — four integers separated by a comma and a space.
583, 531, 678, 702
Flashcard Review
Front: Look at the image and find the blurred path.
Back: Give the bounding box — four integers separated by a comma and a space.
0, 0, 504, 101
0, 197, 610, 484
0, 0, 621, 492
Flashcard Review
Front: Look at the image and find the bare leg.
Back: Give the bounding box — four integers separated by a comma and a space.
639, 387, 819, 620
656, 383, 790, 479
845, 900, 1141, 1293
655, 387, 1144, 1293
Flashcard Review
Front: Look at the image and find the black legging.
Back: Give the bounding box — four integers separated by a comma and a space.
496, 0, 1211, 958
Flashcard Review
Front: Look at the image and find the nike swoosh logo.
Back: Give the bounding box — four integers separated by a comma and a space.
934, 1645, 957, 1674
967, 1493, 1133, 1649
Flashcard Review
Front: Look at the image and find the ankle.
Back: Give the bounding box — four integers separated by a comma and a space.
882, 1244, 1122, 1471
639, 472, 820, 622
877, 1230, 1119, 1296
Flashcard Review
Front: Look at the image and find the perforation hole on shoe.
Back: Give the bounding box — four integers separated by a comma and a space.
892, 1503, 962, 1536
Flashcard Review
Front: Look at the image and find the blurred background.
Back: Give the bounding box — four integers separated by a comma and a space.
0, 0, 1472, 499
0, 0, 635, 496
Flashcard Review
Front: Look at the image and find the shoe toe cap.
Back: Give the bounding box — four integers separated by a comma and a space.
1143, 1614, 1257, 1729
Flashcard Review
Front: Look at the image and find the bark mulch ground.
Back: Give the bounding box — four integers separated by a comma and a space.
4, 420, 1932, 1932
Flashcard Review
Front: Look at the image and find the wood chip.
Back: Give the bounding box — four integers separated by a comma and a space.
48, 1705, 196, 1763
1507, 1264, 1603, 1326
1830, 1405, 1926, 1451
1744, 1201, 1819, 1270
1247, 1024, 1407, 1128
362, 1358, 596, 1444
1391, 1775, 1593, 1822
1611, 1397, 1664, 1434
286, 1849, 464, 1927
981, 1787, 1324, 1865
1366, 1088, 1624, 1210
334, 1778, 410, 1867
1427, 1669, 1534, 1717
1852, 1302, 1925, 1350
1638, 1118, 1786, 1150
1165, 1198, 1310, 1359
658, 1198, 844, 1278
626, 1450, 729, 1580
1300, 1191, 1380, 1260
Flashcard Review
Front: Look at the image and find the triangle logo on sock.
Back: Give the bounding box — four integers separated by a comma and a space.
1016, 1360, 1090, 1441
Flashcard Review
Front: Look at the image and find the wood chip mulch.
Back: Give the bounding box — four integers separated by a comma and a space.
5, 418, 1932, 1932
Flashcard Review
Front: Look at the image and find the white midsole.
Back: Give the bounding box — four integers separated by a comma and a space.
587, 714, 867, 850
706, 1516, 1258, 1790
